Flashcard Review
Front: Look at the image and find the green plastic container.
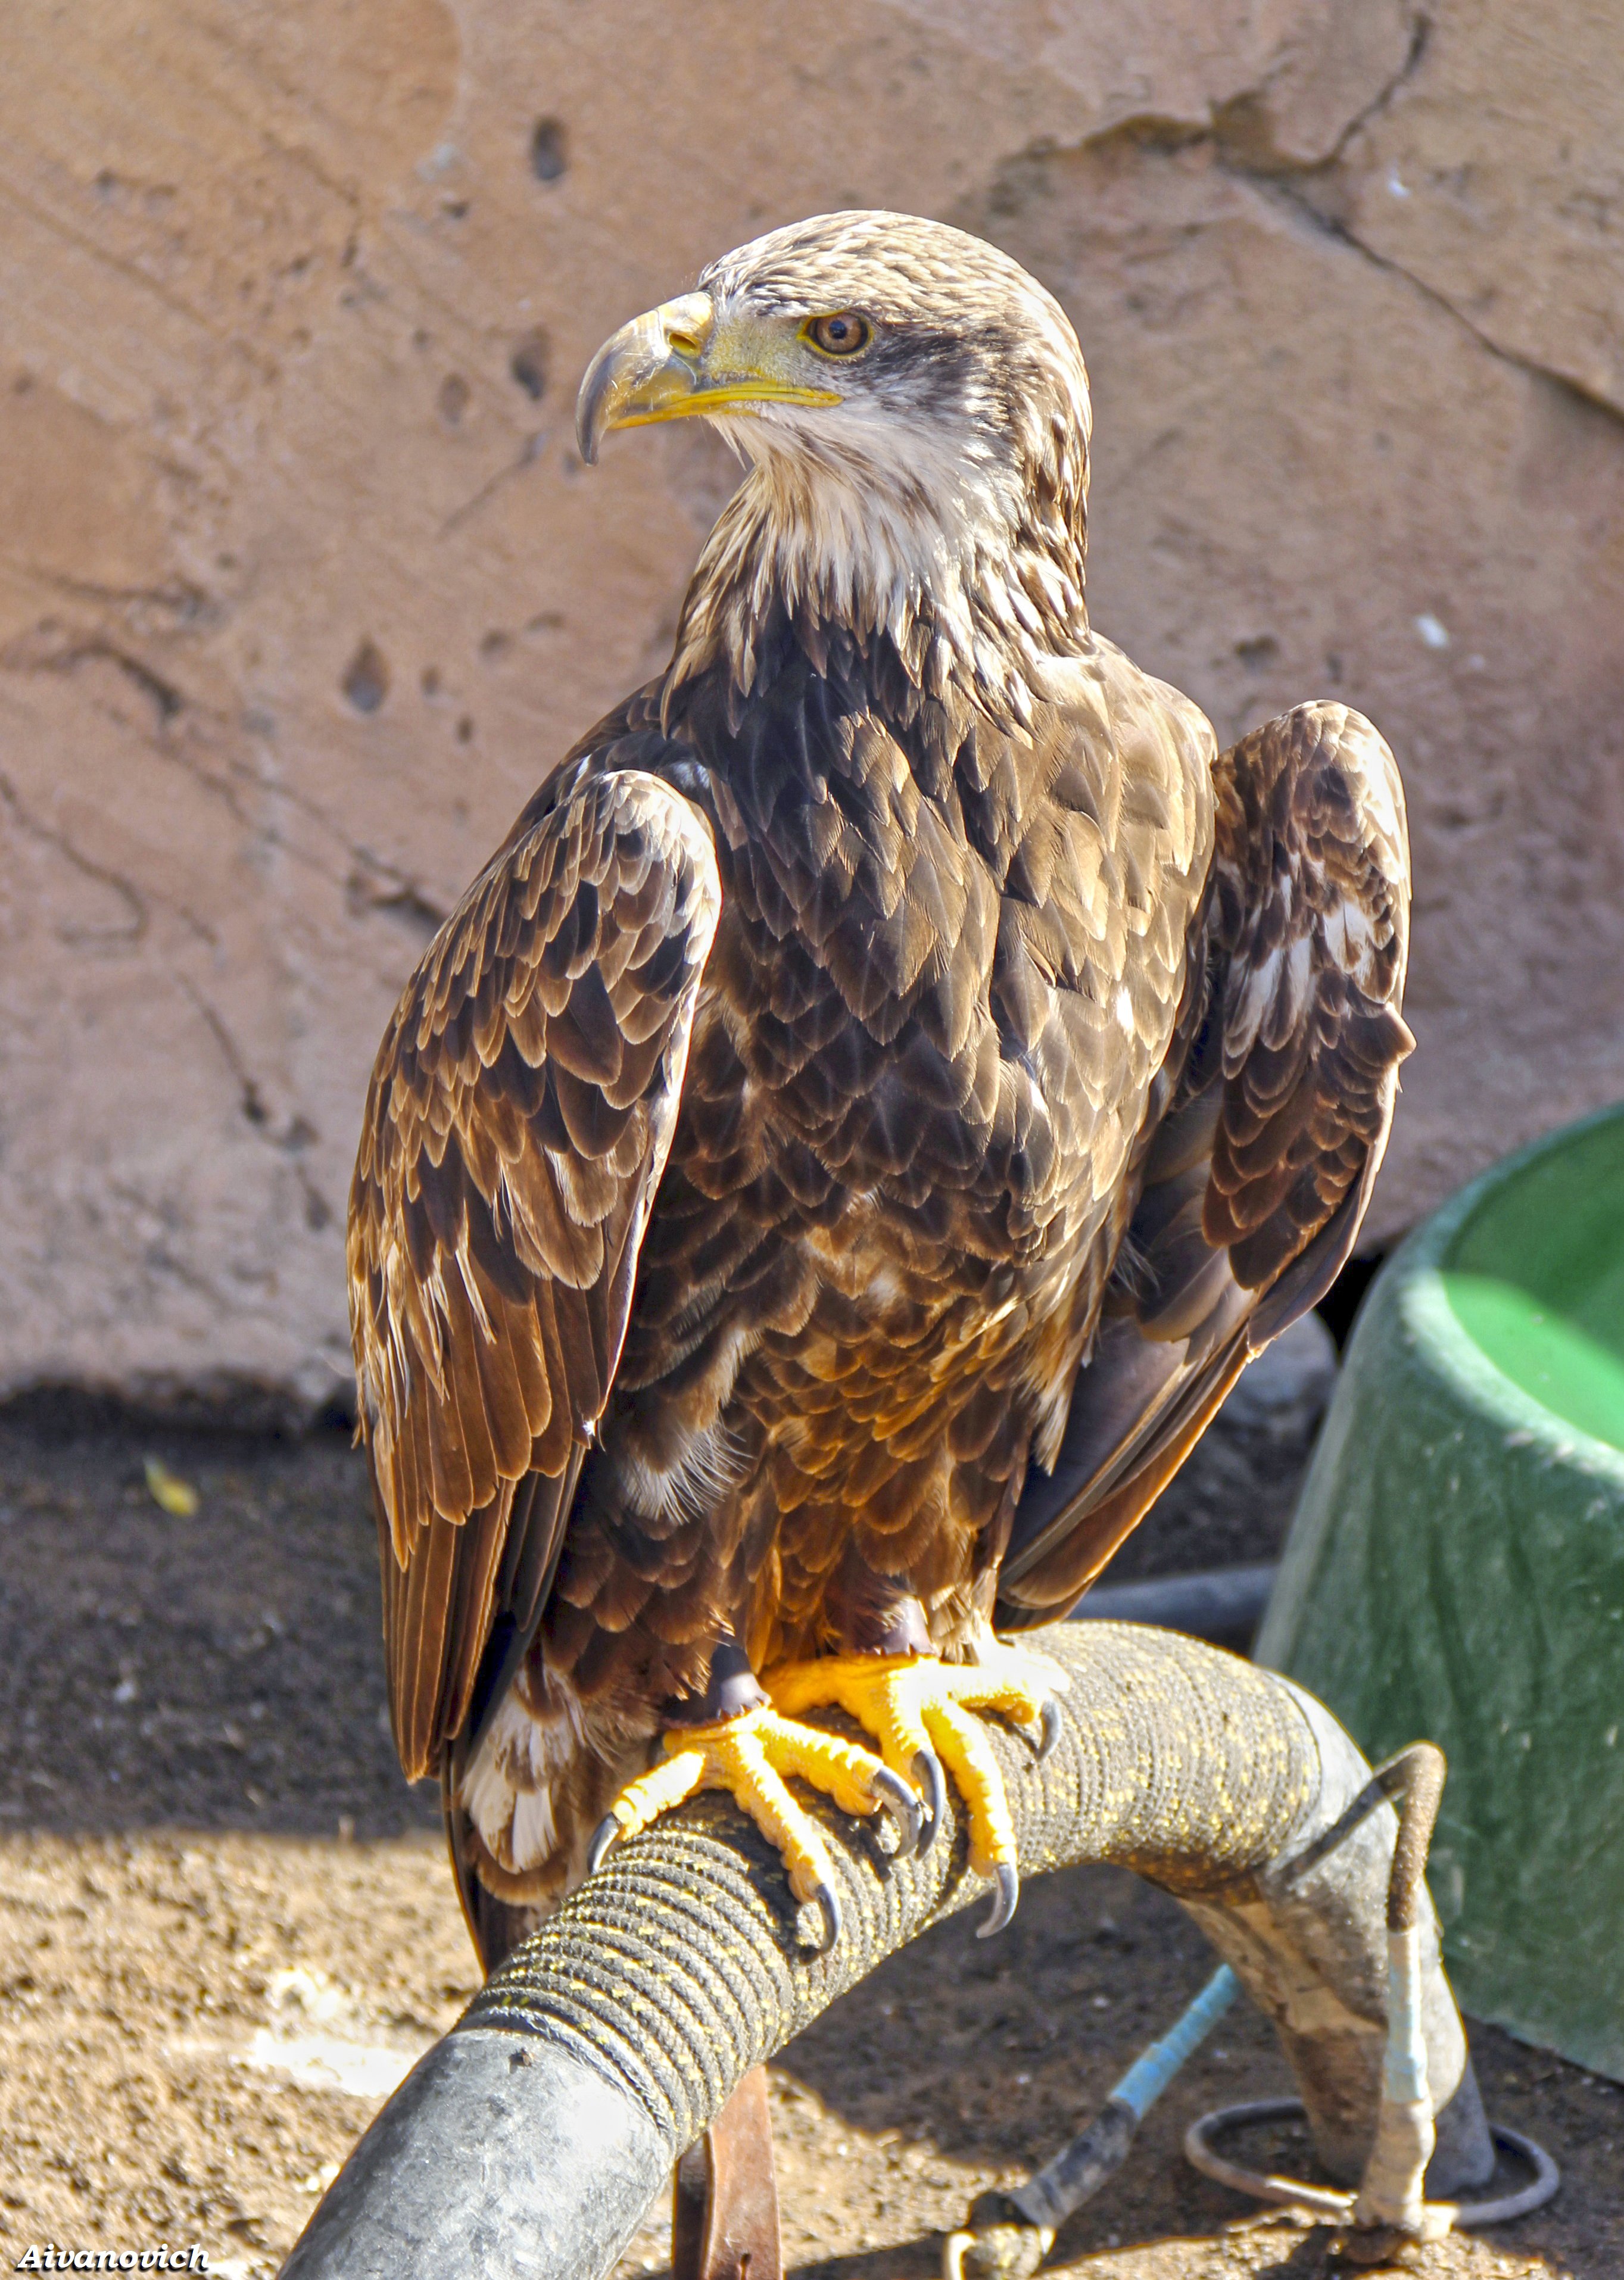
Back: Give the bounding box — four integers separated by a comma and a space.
1259, 1104, 1624, 2079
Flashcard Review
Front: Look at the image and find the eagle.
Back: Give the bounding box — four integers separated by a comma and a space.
348, 211, 1412, 1974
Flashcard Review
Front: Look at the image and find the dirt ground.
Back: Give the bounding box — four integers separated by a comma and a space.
0, 1412, 1616, 2278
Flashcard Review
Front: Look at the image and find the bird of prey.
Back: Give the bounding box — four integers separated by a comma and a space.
348, 211, 1412, 1973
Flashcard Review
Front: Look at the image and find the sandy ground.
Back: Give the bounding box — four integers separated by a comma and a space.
0, 1413, 1616, 2278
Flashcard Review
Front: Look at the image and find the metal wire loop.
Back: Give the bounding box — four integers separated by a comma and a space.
1183, 2097, 1561, 2231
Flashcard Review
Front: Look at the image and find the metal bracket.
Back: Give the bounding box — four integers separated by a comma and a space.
672, 2065, 783, 2280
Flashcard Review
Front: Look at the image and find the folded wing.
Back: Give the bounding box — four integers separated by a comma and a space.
998, 701, 1413, 1619
348, 762, 721, 1776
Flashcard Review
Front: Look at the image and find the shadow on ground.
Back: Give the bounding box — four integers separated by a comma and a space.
0, 1409, 437, 1841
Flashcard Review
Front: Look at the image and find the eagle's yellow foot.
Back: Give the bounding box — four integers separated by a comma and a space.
585, 1705, 922, 1948
766, 1644, 1067, 1936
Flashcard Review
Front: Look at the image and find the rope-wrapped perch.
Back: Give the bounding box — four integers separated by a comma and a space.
280, 1624, 1492, 2279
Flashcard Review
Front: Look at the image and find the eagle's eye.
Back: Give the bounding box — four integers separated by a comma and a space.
803, 311, 872, 358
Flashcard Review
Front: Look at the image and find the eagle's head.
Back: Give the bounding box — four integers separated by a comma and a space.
576, 212, 1092, 719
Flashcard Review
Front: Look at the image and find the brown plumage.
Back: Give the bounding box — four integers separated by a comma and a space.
347, 213, 1412, 1947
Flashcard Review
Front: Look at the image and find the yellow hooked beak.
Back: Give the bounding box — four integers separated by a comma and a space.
575, 291, 842, 462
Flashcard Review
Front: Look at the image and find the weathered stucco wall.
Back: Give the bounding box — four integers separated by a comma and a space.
2, 1, 1620, 1414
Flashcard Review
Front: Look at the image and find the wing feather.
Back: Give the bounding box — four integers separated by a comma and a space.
348, 765, 721, 1776
999, 701, 1412, 1618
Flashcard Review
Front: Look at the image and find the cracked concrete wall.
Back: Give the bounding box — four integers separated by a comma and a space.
1, 0, 1620, 1414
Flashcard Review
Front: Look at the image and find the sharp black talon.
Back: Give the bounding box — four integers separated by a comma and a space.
812, 1878, 842, 1951
1035, 1695, 1062, 1763
977, 1861, 1019, 1938
914, 1746, 948, 1851
871, 1764, 923, 1857
586, 1811, 622, 1876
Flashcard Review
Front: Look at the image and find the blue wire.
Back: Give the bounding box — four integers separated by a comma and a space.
1110, 1965, 1238, 2122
